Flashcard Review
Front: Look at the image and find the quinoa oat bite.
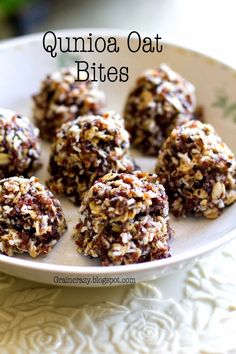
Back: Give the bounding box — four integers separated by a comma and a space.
0, 176, 67, 257
74, 171, 172, 266
0, 109, 41, 178
156, 120, 236, 219
47, 112, 136, 204
33, 68, 105, 141
124, 64, 196, 155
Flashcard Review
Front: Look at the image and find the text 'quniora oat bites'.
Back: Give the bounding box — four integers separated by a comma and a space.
156, 120, 236, 219
0, 176, 67, 257
124, 64, 196, 155
73, 171, 173, 266
0, 109, 41, 178
32, 68, 106, 141
47, 112, 136, 204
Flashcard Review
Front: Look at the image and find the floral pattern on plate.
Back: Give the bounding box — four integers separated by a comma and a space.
0, 240, 236, 353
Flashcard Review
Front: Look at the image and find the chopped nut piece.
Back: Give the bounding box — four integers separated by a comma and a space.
74, 171, 173, 266
225, 190, 236, 205
0, 153, 9, 165
203, 209, 220, 219
195, 170, 203, 180
156, 120, 236, 218
211, 182, 225, 201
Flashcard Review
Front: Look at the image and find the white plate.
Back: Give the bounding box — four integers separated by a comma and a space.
0, 29, 236, 286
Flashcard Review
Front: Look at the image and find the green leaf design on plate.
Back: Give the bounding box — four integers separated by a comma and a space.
57, 53, 81, 68
213, 90, 236, 122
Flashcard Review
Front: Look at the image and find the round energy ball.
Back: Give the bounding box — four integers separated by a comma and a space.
156, 120, 236, 219
0, 176, 67, 257
0, 109, 41, 179
74, 171, 172, 266
47, 112, 136, 204
124, 64, 196, 155
33, 68, 105, 141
